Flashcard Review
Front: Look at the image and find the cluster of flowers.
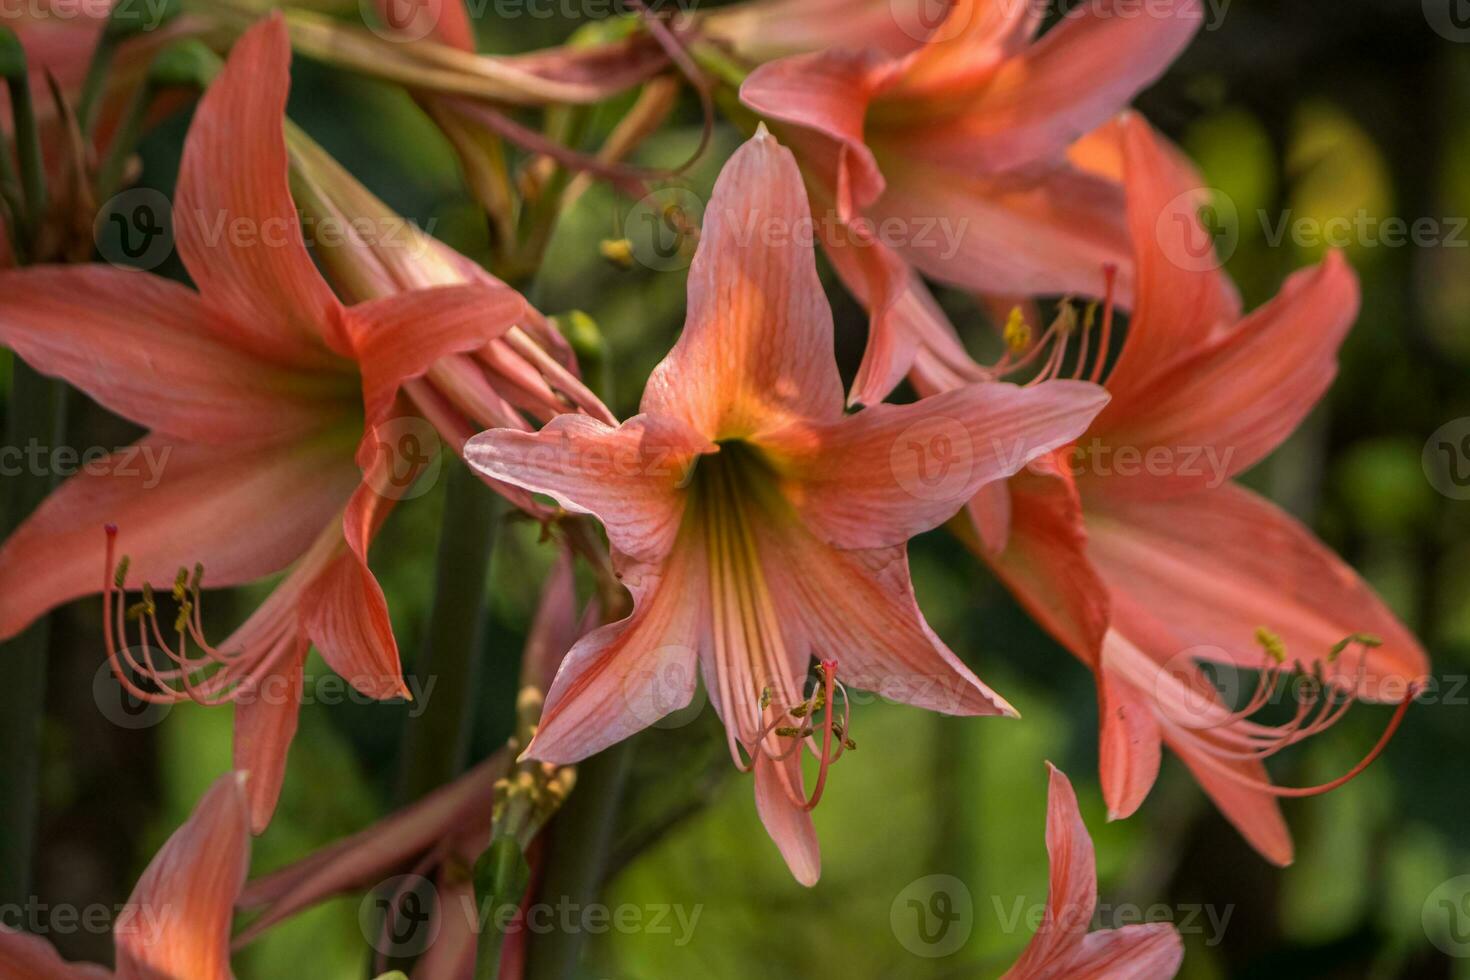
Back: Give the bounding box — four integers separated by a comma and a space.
0, 0, 1429, 976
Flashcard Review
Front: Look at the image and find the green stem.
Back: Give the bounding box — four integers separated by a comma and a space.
0, 361, 68, 905
394, 463, 504, 804
522, 741, 635, 980
3, 45, 47, 249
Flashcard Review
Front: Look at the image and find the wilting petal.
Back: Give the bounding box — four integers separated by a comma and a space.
0, 266, 352, 446
761, 531, 1014, 717
233, 636, 309, 834
0, 927, 109, 980
1092, 252, 1359, 494
641, 129, 845, 440
0, 434, 360, 642
739, 49, 889, 217
465, 414, 713, 564
524, 546, 705, 764
764, 379, 1107, 550
114, 772, 251, 980
754, 752, 821, 886
174, 14, 342, 366
1098, 114, 1244, 415
1096, 664, 1161, 820
237, 752, 504, 941
1065, 923, 1184, 980
1086, 482, 1427, 692
303, 479, 407, 700
897, 0, 1203, 174
343, 282, 527, 426
980, 453, 1110, 664
870, 160, 1131, 300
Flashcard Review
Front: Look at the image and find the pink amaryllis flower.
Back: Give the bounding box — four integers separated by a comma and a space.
0, 14, 550, 832
0, 770, 251, 980
738, 0, 1204, 405
464, 126, 1110, 884
1001, 764, 1183, 980
951, 114, 1429, 864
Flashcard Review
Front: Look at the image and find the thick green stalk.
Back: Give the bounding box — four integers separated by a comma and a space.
0, 361, 68, 904
394, 464, 503, 803
522, 741, 635, 980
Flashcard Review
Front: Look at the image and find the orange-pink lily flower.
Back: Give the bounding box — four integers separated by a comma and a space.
465, 126, 1111, 884
0, 15, 540, 833
951, 114, 1429, 864
738, 0, 1204, 405
0, 770, 251, 980
1001, 764, 1183, 980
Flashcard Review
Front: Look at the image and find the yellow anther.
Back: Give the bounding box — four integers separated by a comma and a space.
1003, 306, 1031, 354
172, 568, 189, 603
113, 555, 131, 589
1255, 626, 1287, 663
598, 238, 635, 269
1052, 299, 1079, 336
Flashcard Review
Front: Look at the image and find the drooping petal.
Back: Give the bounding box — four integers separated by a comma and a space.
465, 414, 713, 565
0, 928, 109, 980
868, 159, 1132, 300
1085, 482, 1428, 693
763, 379, 1108, 550
342, 281, 527, 426
1097, 113, 1244, 414
303, 477, 408, 700
977, 452, 1111, 665
1091, 252, 1359, 493
232, 635, 309, 834
1002, 764, 1098, 979
523, 546, 705, 764
0, 266, 352, 445
173, 14, 343, 366
0, 434, 361, 642
893, 0, 1204, 174
1096, 664, 1162, 821
1171, 735, 1294, 867
1065, 923, 1184, 980
761, 530, 1014, 717
754, 751, 821, 887
114, 772, 251, 980
641, 128, 845, 440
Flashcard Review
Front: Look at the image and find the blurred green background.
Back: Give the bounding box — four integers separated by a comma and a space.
10, 0, 1470, 977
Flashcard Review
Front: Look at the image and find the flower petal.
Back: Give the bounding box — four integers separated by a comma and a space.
0, 927, 109, 980
764, 379, 1108, 550
342, 282, 528, 426
1066, 923, 1184, 980
303, 478, 407, 700
761, 533, 1014, 717
1092, 251, 1359, 494
1086, 482, 1428, 693
232, 635, 309, 834
0, 434, 360, 642
465, 414, 712, 565
1171, 735, 1294, 867
114, 772, 251, 980
1098, 113, 1244, 413
1002, 763, 1097, 979
969, 452, 1111, 664
173, 14, 343, 366
0, 266, 351, 445
641, 128, 845, 440
524, 547, 704, 764
896, 0, 1204, 174
754, 752, 821, 886
1096, 664, 1162, 821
